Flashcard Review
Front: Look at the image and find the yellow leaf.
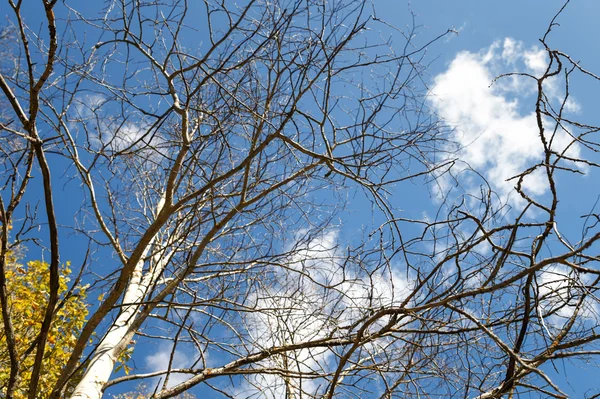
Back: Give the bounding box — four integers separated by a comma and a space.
0, 257, 88, 399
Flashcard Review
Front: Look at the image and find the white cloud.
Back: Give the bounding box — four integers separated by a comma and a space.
73, 93, 107, 118
234, 230, 413, 398
104, 121, 153, 152
537, 264, 599, 330
429, 38, 582, 208
145, 343, 195, 388
71, 94, 165, 155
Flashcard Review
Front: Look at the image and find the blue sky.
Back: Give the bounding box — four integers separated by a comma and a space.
82, 0, 600, 397
135, 1, 600, 396
3, 0, 600, 397
401, 1, 600, 396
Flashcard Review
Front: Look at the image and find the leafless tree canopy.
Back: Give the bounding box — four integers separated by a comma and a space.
1, 0, 600, 398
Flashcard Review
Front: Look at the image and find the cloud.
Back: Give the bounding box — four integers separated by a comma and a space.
145, 343, 195, 388
234, 230, 413, 398
429, 38, 582, 208
73, 94, 107, 118
102, 121, 154, 153
71, 94, 165, 155
537, 265, 599, 330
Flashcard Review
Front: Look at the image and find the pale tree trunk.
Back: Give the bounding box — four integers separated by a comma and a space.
70, 201, 168, 399
70, 259, 149, 399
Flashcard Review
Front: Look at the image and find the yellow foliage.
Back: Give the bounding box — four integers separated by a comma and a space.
0, 259, 88, 398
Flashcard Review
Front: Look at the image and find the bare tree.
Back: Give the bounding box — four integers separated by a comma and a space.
1, 0, 600, 398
